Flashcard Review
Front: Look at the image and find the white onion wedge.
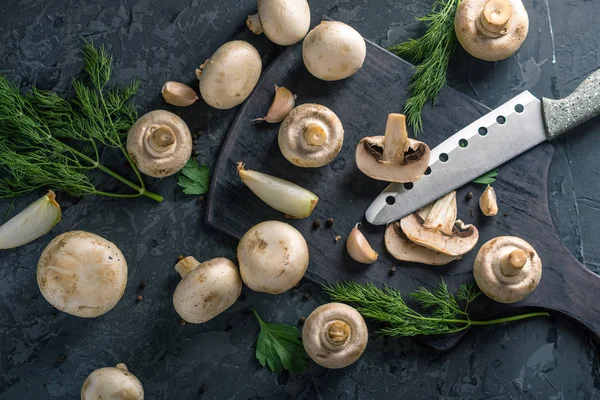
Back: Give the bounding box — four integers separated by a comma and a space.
237, 162, 318, 218
0, 190, 61, 249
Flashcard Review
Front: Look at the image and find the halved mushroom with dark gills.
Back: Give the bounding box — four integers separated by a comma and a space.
127, 110, 192, 178
473, 236, 542, 303
356, 113, 430, 182
400, 191, 479, 256
81, 363, 144, 400
303, 303, 368, 369
384, 223, 460, 265
173, 257, 242, 324
37, 231, 127, 318
279, 104, 344, 168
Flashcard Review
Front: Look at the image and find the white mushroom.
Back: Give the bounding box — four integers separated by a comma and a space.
384, 223, 460, 265
278, 103, 344, 168
356, 113, 430, 182
237, 221, 309, 294
81, 363, 144, 400
246, 0, 311, 45
196, 41, 262, 109
127, 110, 192, 178
302, 21, 367, 81
473, 236, 542, 303
37, 231, 127, 318
455, 0, 529, 61
173, 257, 242, 324
400, 192, 479, 256
302, 303, 368, 369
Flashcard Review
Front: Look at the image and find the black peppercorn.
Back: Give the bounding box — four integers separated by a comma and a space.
312, 219, 321, 229
466, 192, 473, 200
326, 217, 334, 227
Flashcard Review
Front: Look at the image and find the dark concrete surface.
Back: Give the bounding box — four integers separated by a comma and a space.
0, 0, 599, 399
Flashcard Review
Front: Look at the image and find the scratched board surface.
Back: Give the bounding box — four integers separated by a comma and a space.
207, 41, 600, 350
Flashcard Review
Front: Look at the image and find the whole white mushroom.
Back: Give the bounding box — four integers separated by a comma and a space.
246, 0, 311, 45
81, 363, 144, 400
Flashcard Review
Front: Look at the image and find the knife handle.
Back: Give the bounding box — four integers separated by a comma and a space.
542, 68, 600, 140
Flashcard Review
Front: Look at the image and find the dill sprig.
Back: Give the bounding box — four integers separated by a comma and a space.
0, 41, 163, 202
389, 0, 460, 134
323, 280, 549, 337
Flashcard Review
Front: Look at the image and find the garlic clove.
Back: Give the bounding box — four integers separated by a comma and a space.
161, 81, 198, 107
0, 190, 61, 249
479, 185, 498, 216
346, 224, 378, 264
253, 86, 296, 123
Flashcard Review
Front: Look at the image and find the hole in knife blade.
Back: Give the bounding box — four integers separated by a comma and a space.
496, 115, 506, 124
404, 182, 414, 190
386, 196, 396, 205
424, 167, 432, 175
478, 127, 488, 136
459, 139, 468, 148
515, 104, 524, 113
439, 153, 449, 162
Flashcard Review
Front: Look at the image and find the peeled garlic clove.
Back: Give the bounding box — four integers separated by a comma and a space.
253, 86, 296, 123
237, 162, 318, 218
346, 224, 378, 264
161, 81, 199, 107
479, 185, 498, 216
0, 190, 61, 250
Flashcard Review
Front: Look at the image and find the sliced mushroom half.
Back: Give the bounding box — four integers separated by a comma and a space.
356, 113, 430, 182
384, 223, 460, 265
400, 191, 479, 256
278, 104, 344, 168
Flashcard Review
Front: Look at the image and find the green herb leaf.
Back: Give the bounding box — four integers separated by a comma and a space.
473, 168, 499, 184
253, 310, 309, 373
177, 160, 209, 195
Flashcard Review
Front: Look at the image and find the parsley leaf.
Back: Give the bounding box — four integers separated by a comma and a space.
177, 159, 209, 195
472, 168, 498, 184
253, 310, 309, 373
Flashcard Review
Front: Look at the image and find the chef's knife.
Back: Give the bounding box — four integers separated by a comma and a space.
366, 69, 600, 225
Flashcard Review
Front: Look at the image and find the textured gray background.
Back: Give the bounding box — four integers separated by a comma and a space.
0, 0, 599, 399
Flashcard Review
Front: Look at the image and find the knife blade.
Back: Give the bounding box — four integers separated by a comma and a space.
366, 68, 600, 225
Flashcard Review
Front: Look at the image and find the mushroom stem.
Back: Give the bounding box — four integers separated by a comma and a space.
246, 13, 264, 35
477, 0, 512, 37
175, 256, 201, 278
115, 363, 129, 372
303, 123, 327, 147
423, 191, 457, 236
382, 114, 409, 163
326, 320, 351, 345
149, 125, 176, 152
500, 249, 527, 276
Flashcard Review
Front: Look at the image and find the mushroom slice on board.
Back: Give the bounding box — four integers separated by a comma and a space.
356, 113, 430, 182
246, 0, 311, 46
400, 191, 479, 256
278, 104, 344, 168
127, 110, 192, 178
81, 363, 144, 400
473, 236, 542, 303
37, 231, 127, 318
173, 257, 242, 324
302, 303, 368, 369
384, 223, 460, 265
455, 0, 529, 61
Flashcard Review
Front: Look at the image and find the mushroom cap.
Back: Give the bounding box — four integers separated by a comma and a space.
126, 110, 192, 178
278, 103, 344, 168
198, 41, 262, 109
37, 231, 127, 318
384, 223, 460, 265
237, 221, 309, 294
455, 0, 529, 61
356, 136, 430, 182
257, 0, 311, 45
173, 257, 242, 324
302, 302, 368, 369
81, 364, 144, 400
302, 21, 366, 81
473, 236, 542, 303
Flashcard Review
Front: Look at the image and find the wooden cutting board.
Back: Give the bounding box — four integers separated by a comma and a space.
206, 40, 600, 350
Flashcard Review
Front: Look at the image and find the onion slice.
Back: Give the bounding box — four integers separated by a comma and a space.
0, 190, 61, 249
237, 162, 318, 218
